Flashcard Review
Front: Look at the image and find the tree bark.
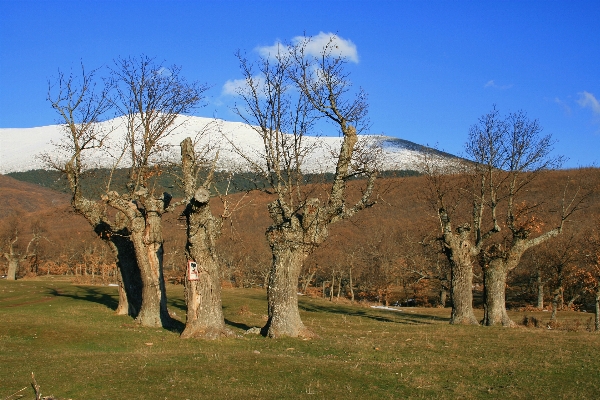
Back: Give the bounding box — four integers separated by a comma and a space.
180, 187, 232, 339
482, 259, 515, 326
445, 234, 479, 325
74, 196, 142, 318
103, 191, 173, 328
132, 204, 171, 328
262, 243, 313, 338
6, 257, 18, 280
449, 259, 478, 324
439, 287, 448, 308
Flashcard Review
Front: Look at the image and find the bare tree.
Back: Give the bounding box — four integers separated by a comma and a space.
423, 107, 584, 326
470, 110, 581, 326
422, 154, 480, 324
1, 216, 43, 280
46, 57, 209, 327
46, 64, 143, 316
231, 36, 377, 337
179, 137, 235, 339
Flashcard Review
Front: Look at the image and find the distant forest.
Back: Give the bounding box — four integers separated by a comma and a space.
7, 168, 421, 199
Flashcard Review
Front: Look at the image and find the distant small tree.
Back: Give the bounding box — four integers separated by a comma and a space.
1, 216, 44, 280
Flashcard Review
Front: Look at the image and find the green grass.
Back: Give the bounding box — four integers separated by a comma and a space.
1, 278, 599, 399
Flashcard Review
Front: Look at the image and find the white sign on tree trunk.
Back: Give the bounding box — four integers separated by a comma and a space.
188, 260, 199, 281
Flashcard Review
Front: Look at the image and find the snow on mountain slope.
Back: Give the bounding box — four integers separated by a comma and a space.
0, 116, 454, 174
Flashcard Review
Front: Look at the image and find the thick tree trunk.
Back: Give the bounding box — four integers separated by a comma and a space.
109, 234, 142, 317
129, 209, 171, 328
449, 256, 478, 325
482, 260, 514, 326
180, 189, 232, 339
6, 257, 18, 281
440, 220, 479, 325
181, 254, 231, 338
262, 245, 313, 338
76, 197, 142, 318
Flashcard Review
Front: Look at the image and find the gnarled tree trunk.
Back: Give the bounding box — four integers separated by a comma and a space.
482, 259, 514, 326
106, 192, 172, 328
443, 226, 479, 325
449, 257, 478, 324
131, 201, 171, 328
180, 187, 232, 339
6, 257, 19, 281
262, 243, 311, 338
108, 232, 142, 316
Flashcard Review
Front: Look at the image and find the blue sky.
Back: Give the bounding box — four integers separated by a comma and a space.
1, 0, 599, 168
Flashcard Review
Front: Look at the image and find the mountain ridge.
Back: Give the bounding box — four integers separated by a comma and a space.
0, 115, 457, 175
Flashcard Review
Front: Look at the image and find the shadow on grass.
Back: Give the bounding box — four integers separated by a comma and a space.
47, 286, 186, 333
298, 300, 451, 325
224, 318, 254, 331
47, 287, 118, 311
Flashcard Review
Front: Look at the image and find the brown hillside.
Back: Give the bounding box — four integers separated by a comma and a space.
0, 174, 70, 218
2, 169, 599, 308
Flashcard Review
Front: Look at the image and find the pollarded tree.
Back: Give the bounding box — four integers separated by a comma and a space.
231, 36, 377, 337
423, 107, 584, 326
422, 152, 480, 324
102, 56, 209, 328
179, 137, 235, 339
46, 65, 142, 316
46, 57, 209, 327
467, 108, 584, 326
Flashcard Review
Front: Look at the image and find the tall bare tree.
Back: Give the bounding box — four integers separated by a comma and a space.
179, 137, 235, 339
46, 57, 208, 327
422, 153, 480, 324
423, 107, 584, 326
469, 110, 583, 326
46, 64, 143, 316
231, 36, 377, 337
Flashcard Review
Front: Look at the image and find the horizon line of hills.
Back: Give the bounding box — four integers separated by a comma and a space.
5, 168, 421, 199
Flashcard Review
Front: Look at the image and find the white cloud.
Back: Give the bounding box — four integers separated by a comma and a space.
222, 76, 266, 97
256, 41, 288, 59
222, 78, 248, 96
578, 91, 600, 115
484, 80, 513, 90
226, 33, 358, 97
256, 32, 359, 63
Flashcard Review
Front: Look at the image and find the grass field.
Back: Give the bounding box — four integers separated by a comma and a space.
1, 278, 599, 399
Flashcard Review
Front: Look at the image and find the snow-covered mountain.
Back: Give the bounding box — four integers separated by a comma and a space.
0, 116, 456, 174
